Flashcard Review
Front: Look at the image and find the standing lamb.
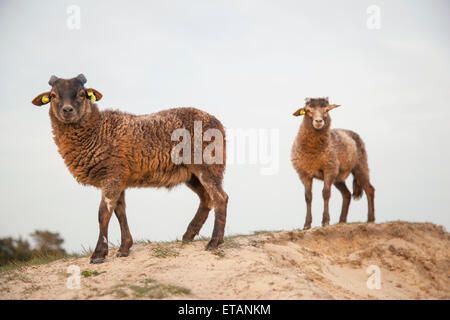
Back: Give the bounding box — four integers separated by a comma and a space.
32, 74, 228, 264
291, 97, 375, 230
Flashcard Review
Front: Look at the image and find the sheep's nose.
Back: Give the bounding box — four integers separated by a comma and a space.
314, 119, 324, 124
62, 105, 74, 113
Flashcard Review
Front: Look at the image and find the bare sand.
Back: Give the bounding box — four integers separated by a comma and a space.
1, 221, 449, 300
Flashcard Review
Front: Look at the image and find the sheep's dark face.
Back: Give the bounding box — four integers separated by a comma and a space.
293, 98, 340, 131
50, 78, 89, 123
32, 74, 102, 124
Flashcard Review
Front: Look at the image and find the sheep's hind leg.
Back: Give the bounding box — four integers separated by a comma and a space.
90, 187, 122, 264
114, 191, 133, 257
196, 172, 228, 250
334, 181, 351, 223
182, 175, 212, 242
364, 183, 375, 223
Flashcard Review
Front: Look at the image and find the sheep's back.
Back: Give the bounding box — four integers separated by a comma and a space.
112, 107, 226, 188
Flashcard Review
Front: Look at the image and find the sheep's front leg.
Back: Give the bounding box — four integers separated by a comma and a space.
90, 189, 121, 264
300, 174, 313, 230
321, 175, 334, 227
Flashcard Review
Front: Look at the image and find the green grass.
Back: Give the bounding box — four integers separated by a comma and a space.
80, 245, 93, 256
1, 272, 31, 283
0, 230, 275, 275
105, 283, 130, 298
111, 288, 129, 298
151, 243, 179, 258
211, 249, 226, 258
129, 278, 191, 299
0, 252, 78, 274
81, 270, 106, 277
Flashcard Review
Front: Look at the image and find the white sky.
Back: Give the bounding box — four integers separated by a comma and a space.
0, 0, 449, 252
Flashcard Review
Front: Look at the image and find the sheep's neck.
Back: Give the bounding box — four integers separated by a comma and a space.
298, 120, 330, 153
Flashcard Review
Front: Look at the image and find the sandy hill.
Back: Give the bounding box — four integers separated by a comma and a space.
1, 221, 449, 300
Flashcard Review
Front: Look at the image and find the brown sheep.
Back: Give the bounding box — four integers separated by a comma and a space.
291, 97, 375, 230
31, 74, 228, 264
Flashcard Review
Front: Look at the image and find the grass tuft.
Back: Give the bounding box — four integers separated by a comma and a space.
129, 278, 191, 299
81, 270, 106, 277
211, 249, 226, 258
151, 244, 179, 258
0, 252, 77, 274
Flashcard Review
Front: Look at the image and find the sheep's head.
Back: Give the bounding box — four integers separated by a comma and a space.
293, 97, 340, 130
32, 74, 102, 124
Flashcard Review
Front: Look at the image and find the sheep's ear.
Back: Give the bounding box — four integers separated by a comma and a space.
32, 92, 51, 106
293, 107, 306, 117
85, 88, 103, 102
326, 104, 341, 111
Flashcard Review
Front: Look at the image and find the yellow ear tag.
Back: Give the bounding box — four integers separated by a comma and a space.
87, 91, 96, 102
299, 109, 306, 115
41, 95, 49, 104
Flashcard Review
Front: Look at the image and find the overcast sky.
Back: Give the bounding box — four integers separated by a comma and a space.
0, 0, 449, 252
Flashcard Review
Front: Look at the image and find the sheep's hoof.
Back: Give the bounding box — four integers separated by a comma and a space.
205, 242, 218, 251
303, 225, 311, 230
322, 221, 330, 227
205, 239, 222, 251
90, 258, 105, 264
182, 233, 195, 243
116, 252, 129, 258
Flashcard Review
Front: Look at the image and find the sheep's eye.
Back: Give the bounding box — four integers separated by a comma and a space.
50, 93, 57, 99
78, 91, 86, 98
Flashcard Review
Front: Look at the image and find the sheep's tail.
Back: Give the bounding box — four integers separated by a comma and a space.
346, 129, 367, 200
352, 178, 363, 200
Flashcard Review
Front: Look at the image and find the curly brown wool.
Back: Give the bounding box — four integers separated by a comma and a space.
32, 74, 228, 264
291, 97, 375, 230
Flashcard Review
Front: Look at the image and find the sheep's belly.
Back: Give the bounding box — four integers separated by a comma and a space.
127, 167, 191, 188
312, 170, 324, 180
336, 170, 352, 182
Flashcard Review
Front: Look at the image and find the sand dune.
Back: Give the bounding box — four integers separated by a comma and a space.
1, 221, 449, 300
